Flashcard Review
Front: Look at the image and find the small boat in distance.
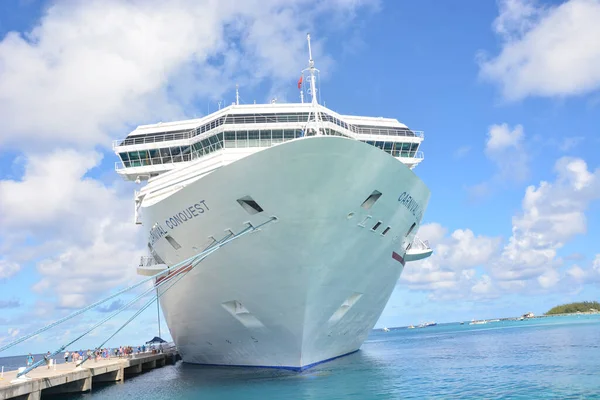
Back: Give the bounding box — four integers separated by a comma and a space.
408, 324, 415, 329
469, 319, 487, 325
382, 327, 390, 332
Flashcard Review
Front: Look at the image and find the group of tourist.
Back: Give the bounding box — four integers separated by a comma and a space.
63, 345, 154, 363
27, 345, 162, 367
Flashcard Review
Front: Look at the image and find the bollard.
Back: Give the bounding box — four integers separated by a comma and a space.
54, 359, 57, 371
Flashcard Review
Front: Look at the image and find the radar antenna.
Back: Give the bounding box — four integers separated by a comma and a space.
235, 84, 240, 106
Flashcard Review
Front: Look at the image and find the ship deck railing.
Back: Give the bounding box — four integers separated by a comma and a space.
139, 255, 163, 267
113, 127, 424, 149
114, 148, 425, 172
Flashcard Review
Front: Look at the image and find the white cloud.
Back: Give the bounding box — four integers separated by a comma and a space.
0, 150, 104, 232
489, 157, 600, 282
468, 123, 529, 199
486, 123, 524, 151
0, 259, 21, 280
492, 0, 541, 41
402, 156, 600, 300
0, 150, 142, 308
537, 269, 560, 288
480, 0, 600, 100
562, 255, 600, 286
485, 123, 529, 183
0, 0, 376, 150
566, 264, 586, 281
400, 223, 501, 299
471, 274, 494, 295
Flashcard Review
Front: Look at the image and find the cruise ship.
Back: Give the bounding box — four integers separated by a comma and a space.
114, 35, 433, 370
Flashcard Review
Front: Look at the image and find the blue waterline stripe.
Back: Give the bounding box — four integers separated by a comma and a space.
188, 349, 360, 372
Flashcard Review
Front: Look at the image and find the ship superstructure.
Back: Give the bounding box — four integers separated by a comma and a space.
114, 34, 432, 370
114, 103, 424, 182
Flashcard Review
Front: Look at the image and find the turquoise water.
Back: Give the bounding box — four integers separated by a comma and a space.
22, 315, 600, 398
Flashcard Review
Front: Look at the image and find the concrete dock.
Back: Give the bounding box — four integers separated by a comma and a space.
0, 349, 180, 400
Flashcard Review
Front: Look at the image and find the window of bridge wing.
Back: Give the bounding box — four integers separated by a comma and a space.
200, 139, 211, 154
138, 150, 150, 165
248, 130, 259, 147
127, 151, 139, 167
401, 143, 411, 157
284, 129, 295, 140
160, 147, 172, 163
272, 129, 283, 143
181, 146, 192, 161
119, 152, 130, 168
169, 146, 182, 162
258, 129, 269, 146
237, 131, 248, 147
149, 149, 160, 164
192, 142, 202, 156
224, 132, 235, 148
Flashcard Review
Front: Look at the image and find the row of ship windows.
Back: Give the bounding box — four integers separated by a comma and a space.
118, 131, 420, 168
118, 113, 417, 146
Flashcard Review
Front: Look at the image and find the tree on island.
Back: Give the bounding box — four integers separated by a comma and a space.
545, 301, 600, 315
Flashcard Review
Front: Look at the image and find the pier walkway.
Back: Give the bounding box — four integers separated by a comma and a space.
0, 349, 180, 400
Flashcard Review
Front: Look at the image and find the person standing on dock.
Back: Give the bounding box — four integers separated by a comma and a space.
64, 350, 70, 363
26, 353, 34, 366
44, 351, 51, 369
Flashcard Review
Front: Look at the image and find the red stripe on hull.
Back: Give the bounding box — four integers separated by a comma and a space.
392, 251, 405, 266
155, 264, 193, 286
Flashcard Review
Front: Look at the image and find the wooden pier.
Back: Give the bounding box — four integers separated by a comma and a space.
0, 350, 180, 400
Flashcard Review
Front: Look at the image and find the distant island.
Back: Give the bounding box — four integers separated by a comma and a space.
545, 301, 600, 315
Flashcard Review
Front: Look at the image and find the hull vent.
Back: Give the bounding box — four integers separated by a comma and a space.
237, 196, 264, 215
165, 235, 182, 250
361, 190, 382, 210
328, 292, 363, 324
222, 300, 265, 328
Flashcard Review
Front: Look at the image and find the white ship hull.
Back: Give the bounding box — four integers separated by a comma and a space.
141, 136, 430, 370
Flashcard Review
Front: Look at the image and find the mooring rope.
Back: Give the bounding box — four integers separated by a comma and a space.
14, 217, 276, 378
78, 248, 203, 367
0, 254, 193, 355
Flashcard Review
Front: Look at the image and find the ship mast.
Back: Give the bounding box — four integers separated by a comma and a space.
303, 33, 322, 135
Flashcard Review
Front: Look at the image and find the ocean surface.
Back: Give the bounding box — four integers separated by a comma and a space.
3, 314, 600, 399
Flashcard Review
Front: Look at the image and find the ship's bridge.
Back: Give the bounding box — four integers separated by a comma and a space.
113, 102, 425, 182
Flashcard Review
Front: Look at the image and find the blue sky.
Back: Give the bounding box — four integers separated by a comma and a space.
0, 0, 599, 356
